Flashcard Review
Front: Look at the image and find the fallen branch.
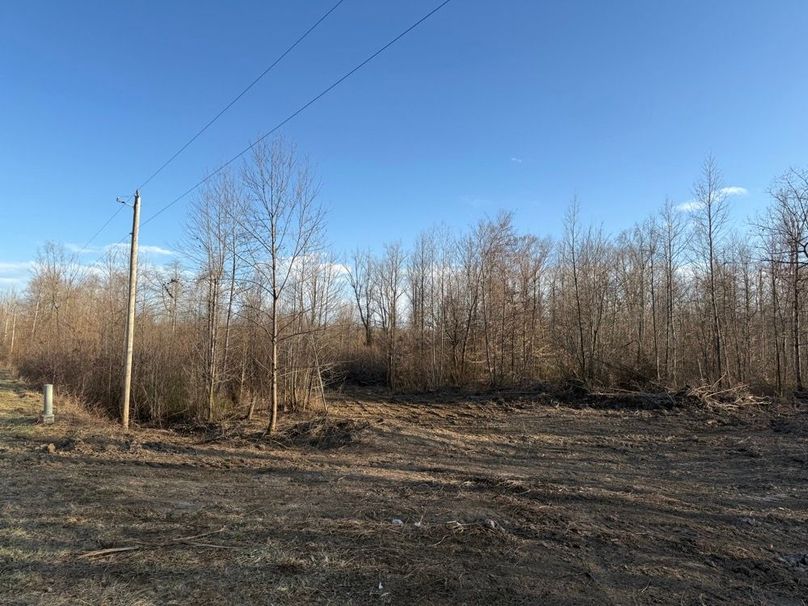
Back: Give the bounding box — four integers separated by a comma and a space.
79, 527, 229, 558
78, 546, 140, 558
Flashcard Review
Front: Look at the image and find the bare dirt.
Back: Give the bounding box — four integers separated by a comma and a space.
1, 369, 807, 605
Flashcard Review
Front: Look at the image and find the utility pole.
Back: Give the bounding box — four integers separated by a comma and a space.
121, 191, 141, 430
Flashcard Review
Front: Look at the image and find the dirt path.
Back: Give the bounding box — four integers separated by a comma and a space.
1, 371, 807, 605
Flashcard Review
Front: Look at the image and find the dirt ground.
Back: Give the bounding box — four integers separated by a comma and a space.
1, 369, 807, 605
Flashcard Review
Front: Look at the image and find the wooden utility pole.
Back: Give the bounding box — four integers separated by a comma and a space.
121, 191, 141, 429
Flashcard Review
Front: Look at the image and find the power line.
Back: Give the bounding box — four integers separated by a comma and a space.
73, 1, 345, 259
141, 0, 454, 228
76, 201, 128, 254
136, 0, 346, 192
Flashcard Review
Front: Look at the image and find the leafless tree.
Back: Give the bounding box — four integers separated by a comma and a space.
691, 156, 730, 385
240, 138, 325, 432
375, 243, 405, 388
347, 249, 376, 348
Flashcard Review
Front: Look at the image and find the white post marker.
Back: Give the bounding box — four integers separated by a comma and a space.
41, 384, 54, 424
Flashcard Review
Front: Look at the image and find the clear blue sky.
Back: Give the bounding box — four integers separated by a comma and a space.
2, 0, 807, 288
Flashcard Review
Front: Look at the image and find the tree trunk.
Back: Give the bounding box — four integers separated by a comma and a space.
792, 244, 803, 391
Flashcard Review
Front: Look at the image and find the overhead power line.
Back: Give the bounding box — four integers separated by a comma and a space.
136, 0, 346, 192
74, 1, 345, 257
75, 200, 128, 255
141, 0, 454, 228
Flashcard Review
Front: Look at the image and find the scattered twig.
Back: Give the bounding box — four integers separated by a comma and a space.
78, 546, 140, 558
79, 527, 228, 558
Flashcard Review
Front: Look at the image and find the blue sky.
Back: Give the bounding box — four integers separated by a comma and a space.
1, 0, 807, 289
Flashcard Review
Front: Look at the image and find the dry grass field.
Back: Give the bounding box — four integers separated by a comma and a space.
1, 368, 807, 605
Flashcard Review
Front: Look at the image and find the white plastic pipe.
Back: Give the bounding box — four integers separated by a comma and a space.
42, 384, 54, 424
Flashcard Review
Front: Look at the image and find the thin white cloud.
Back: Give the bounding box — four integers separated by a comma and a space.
0, 261, 34, 291
720, 186, 748, 197
140, 245, 174, 256
0, 243, 173, 291
106, 243, 174, 256
0, 261, 34, 272
0, 277, 25, 285
66, 242, 174, 256
325, 262, 350, 276
510, 157, 523, 164
676, 185, 748, 212
675, 200, 701, 212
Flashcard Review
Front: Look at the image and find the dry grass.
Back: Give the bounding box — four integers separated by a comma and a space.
1, 369, 807, 605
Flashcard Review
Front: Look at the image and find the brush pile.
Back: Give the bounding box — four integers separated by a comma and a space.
683, 381, 764, 411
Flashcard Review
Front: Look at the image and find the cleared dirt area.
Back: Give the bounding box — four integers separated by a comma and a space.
1, 369, 807, 605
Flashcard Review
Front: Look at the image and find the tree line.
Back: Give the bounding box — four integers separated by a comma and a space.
1, 140, 806, 430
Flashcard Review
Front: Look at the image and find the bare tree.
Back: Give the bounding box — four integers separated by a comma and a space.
0, 290, 19, 360
764, 167, 808, 390
660, 199, 687, 383
347, 249, 376, 348
186, 172, 237, 422
375, 243, 405, 389
691, 156, 730, 385
241, 138, 325, 433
